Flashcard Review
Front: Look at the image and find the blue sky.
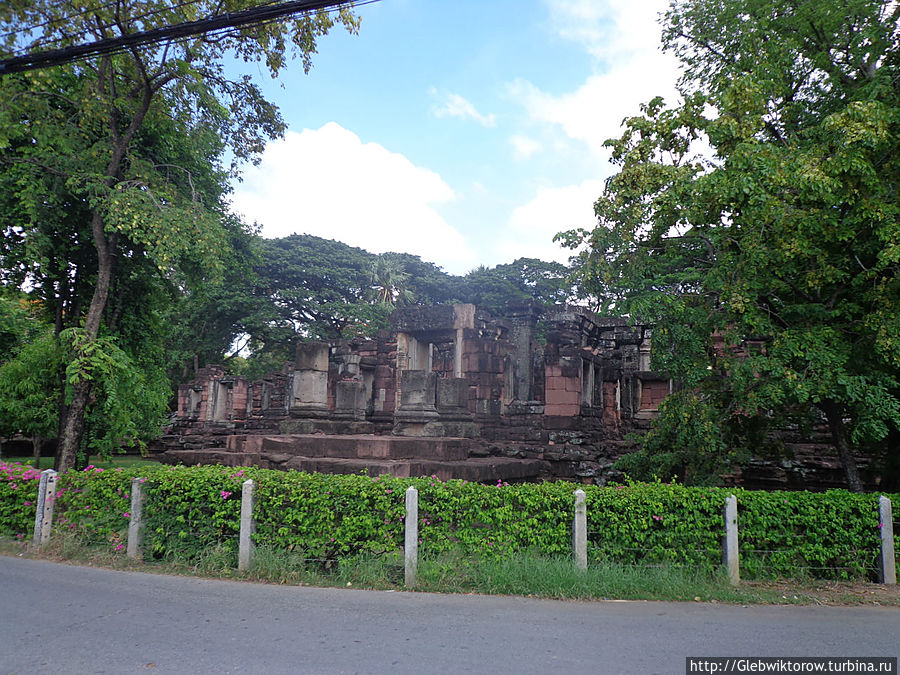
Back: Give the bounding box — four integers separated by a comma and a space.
229, 0, 682, 275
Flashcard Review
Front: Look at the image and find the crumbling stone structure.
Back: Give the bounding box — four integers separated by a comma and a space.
157, 303, 671, 482
156, 303, 872, 488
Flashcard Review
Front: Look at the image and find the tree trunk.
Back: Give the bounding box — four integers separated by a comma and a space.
55, 379, 92, 472
820, 400, 863, 493
32, 435, 43, 465
55, 210, 115, 472
54, 54, 153, 472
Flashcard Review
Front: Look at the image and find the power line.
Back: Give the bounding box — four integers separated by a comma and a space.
1, 0, 207, 59
0, 1, 114, 41
0, 0, 366, 75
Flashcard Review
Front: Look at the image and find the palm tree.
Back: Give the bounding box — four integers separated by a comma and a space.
370, 254, 415, 306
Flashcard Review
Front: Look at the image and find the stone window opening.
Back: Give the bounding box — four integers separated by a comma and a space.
210, 380, 233, 422
188, 388, 202, 417
581, 359, 594, 406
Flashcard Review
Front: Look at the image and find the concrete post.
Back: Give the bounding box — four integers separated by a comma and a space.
238, 479, 256, 571
878, 496, 896, 585
31, 469, 58, 547
126, 478, 145, 560
405, 486, 418, 588
723, 494, 739, 586
573, 489, 587, 570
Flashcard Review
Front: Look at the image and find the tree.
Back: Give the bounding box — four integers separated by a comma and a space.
370, 253, 415, 306
254, 234, 390, 342
0, 299, 58, 460
385, 252, 460, 306
457, 258, 575, 315
162, 218, 280, 383
561, 0, 900, 490
0, 1, 358, 470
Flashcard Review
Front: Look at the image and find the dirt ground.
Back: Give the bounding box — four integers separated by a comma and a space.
743, 580, 900, 606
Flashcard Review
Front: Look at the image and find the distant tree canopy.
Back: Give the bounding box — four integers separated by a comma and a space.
231, 234, 577, 374
561, 0, 900, 490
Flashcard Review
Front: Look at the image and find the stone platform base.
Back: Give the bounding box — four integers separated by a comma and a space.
156, 433, 550, 483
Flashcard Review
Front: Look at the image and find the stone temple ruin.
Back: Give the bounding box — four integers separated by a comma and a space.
155, 303, 669, 483
155, 303, 872, 488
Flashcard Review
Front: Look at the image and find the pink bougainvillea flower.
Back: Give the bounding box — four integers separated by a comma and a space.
220, 491, 232, 499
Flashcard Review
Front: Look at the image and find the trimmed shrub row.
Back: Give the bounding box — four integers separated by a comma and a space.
1, 461, 896, 580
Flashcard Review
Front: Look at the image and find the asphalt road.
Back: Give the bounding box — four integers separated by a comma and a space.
1, 555, 897, 674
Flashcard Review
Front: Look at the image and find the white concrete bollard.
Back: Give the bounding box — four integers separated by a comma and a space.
238, 479, 256, 572
878, 496, 896, 585
31, 469, 58, 548
573, 489, 587, 570
724, 494, 739, 586
404, 486, 418, 588
126, 478, 145, 560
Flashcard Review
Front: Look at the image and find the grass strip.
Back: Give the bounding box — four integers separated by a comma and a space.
3, 536, 897, 606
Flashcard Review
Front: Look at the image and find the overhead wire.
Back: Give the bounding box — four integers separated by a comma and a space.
0, 1, 119, 40
1, 0, 210, 58
0, 0, 374, 73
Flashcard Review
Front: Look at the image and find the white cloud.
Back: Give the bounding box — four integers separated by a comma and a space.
494, 1, 684, 269
230, 123, 475, 273
546, 0, 669, 63
431, 90, 497, 127
511, 0, 682, 160
497, 179, 605, 264
509, 134, 543, 160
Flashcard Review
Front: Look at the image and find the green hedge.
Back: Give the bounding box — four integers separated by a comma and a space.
0, 462, 41, 540
1, 461, 896, 580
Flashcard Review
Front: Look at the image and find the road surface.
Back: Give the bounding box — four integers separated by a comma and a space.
1, 555, 897, 674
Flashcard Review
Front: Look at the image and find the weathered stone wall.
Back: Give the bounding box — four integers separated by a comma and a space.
153, 303, 883, 490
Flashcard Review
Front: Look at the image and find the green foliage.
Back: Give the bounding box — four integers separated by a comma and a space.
456, 258, 575, 316
736, 490, 884, 580
583, 482, 725, 569
254, 235, 386, 342
0, 293, 45, 358
616, 390, 770, 484
252, 471, 405, 560
2, 464, 896, 581
61, 328, 169, 458
249, 235, 577, 357
412, 478, 575, 557
163, 220, 287, 384
53, 465, 143, 550
141, 465, 248, 561
370, 254, 415, 306
416, 554, 740, 602
0, 461, 41, 539
0, 1, 359, 469
563, 0, 900, 488
0, 329, 60, 442
0, 322, 169, 462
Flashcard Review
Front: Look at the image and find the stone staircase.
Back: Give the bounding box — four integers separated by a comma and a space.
159, 434, 551, 483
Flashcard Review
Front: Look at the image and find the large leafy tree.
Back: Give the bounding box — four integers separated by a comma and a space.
457, 258, 575, 315
385, 252, 460, 306
254, 234, 390, 343
561, 0, 899, 490
0, 1, 358, 470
